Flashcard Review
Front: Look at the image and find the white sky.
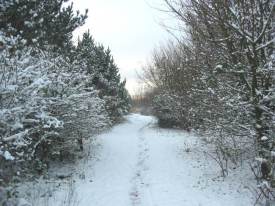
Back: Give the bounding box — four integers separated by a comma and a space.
72, 0, 174, 95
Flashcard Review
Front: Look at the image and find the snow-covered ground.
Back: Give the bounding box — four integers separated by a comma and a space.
20, 114, 255, 206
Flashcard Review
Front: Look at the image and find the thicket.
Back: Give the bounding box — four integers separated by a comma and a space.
142, 0, 274, 203
0, 0, 131, 188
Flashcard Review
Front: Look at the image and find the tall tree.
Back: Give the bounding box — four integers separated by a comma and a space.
0, 0, 87, 52
76, 31, 131, 120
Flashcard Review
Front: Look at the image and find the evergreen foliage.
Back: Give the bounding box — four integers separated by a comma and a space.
0, 0, 88, 52
0, 1, 131, 187
76, 31, 131, 121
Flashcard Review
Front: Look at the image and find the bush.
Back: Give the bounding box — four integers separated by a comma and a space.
0, 44, 110, 184
153, 93, 190, 129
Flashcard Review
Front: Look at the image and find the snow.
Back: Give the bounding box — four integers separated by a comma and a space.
261, 136, 268, 141
256, 124, 262, 129
0, 150, 15, 161
17, 198, 31, 206
255, 157, 267, 163
3, 130, 28, 142
19, 114, 254, 206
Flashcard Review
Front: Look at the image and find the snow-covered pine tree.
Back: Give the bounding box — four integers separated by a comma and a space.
0, 1, 130, 188
76, 31, 131, 121
0, 0, 87, 52
75, 30, 99, 74
117, 79, 132, 114
0, 33, 111, 183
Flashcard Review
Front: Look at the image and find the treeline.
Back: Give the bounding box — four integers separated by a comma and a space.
142, 0, 274, 200
0, 0, 131, 186
131, 89, 155, 115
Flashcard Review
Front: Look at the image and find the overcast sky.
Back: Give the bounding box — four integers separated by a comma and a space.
72, 0, 174, 95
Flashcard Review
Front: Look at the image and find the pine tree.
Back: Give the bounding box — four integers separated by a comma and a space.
76, 31, 131, 120
75, 30, 97, 73
0, 0, 87, 52
118, 79, 132, 113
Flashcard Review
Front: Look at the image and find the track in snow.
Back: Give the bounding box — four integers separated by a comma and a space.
42, 114, 253, 206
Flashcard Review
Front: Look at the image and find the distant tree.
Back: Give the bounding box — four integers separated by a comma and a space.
76, 31, 131, 121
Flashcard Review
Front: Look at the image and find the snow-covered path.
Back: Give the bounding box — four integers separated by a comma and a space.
67, 114, 254, 206
44, 114, 253, 206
